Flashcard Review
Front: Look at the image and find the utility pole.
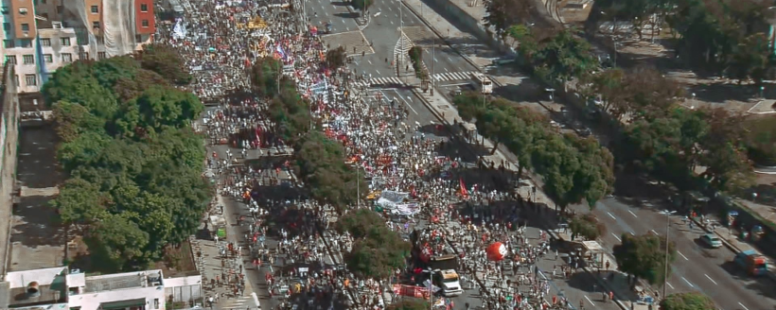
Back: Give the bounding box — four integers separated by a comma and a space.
662, 210, 676, 299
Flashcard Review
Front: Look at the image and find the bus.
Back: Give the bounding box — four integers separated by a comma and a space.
471, 72, 492, 94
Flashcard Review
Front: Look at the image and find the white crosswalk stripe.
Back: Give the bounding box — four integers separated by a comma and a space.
432, 71, 478, 82
350, 76, 406, 88
219, 296, 258, 309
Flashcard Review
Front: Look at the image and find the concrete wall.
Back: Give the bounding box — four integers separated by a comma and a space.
0, 63, 21, 277
163, 274, 202, 303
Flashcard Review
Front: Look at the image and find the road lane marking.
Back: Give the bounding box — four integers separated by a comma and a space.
368, 59, 372, 65
628, 210, 637, 217
607, 212, 616, 219
704, 274, 717, 285
376, 69, 381, 75
584, 296, 594, 305
739, 302, 750, 310
682, 277, 693, 287
650, 229, 658, 235
611, 233, 621, 242
433, 57, 438, 62
401, 95, 418, 115
666, 282, 674, 289
444, 67, 450, 72
346, 26, 350, 31
677, 251, 688, 261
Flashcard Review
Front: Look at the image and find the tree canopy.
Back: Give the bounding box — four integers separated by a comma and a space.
743, 115, 776, 166
613, 233, 676, 286
137, 43, 193, 85
325, 47, 347, 70
453, 92, 614, 212
45, 56, 209, 272
659, 292, 716, 310
339, 210, 411, 279
569, 214, 606, 240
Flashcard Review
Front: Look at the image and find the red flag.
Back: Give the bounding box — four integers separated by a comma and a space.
459, 178, 468, 198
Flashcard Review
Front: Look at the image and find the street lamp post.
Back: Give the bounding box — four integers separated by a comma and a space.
661, 210, 677, 299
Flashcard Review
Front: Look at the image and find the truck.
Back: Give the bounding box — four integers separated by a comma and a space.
734, 250, 768, 277
428, 254, 464, 297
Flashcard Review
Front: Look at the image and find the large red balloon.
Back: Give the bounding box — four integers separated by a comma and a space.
487, 242, 507, 261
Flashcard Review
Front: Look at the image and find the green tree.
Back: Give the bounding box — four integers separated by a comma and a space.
325, 46, 347, 70
352, 0, 373, 11
725, 33, 774, 84
250, 57, 284, 98
344, 226, 410, 279
294, 132, 366, 212
408, 46, 424, 79
85, 213, 151, 271
114, 85, 204, 137
569, 214, 606, 240
659, 292, 716, 310
613, 233, 676, 287
483, 0, 535, 39
113, 69, 171, 102
138, 43, 193, 85
51, 101, 107, 143
743, 115, 776, 165
387, 300, 432, 310
336, 209, 386, 239
531, 30, 598, 85
51, 178, 110, 229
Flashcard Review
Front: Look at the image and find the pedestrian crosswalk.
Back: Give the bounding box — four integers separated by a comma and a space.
351, 76, 407, 88
218, 295, 259, 309
349, 71, 487, 88
432, 71, 478, 82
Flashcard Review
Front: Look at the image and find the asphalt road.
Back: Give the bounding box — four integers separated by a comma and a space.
582, 198, 776, 310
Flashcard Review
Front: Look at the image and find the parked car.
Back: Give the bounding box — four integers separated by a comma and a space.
700, 234, 723, 248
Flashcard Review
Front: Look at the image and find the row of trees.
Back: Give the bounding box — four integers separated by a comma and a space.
45, 44, 209, 271
576, 65, 758, 192
594, 0, 776, 81
453, 92, 615, 212
249, 57, 407, 279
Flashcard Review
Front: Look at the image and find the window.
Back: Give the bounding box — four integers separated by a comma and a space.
153, 299, 159, 309
56, 5, 63, 14
21, 23, 29, 32
18, 8, 28, 16
25, 74, 36, 86
22, 55, 34, 65
92, 21, 100, 29
96, 36, 104, 44
135, 34, 142, 43
140, 4, 148, 12
20, 39, 32, 48
40, 13, 48, 20
41, 38, 51, 47
90, 5, 98, 13
61, 37, 70, 46
61, 53, 72, 63
79, 52, 89, 60
98, 52, 106, 60
141, 19, 149, 28
43, 54, 52, 63
1, 6, 8, 14
3, 40, 13, 48
5, 55, 16, 65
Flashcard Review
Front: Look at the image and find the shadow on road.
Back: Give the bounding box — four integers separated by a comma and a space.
333, 12, 359, 19
11, 196, 64, 248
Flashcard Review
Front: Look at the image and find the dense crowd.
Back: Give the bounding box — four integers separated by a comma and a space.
161, 0, 581, 309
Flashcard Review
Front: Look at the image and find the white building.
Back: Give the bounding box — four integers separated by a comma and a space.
0, 267, 203, 310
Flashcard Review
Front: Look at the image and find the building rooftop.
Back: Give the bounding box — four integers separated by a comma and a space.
8, 284, 66, 307
84, 274, 145, 293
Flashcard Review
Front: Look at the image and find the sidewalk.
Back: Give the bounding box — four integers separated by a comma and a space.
192, 193, 259, 310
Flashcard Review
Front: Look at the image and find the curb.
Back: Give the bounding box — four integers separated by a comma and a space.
410, 87, 628, 310
345, 5, 369, 27
399, 0, 504, 87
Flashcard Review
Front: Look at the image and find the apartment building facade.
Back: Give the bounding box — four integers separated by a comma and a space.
2, 0, 156, 93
